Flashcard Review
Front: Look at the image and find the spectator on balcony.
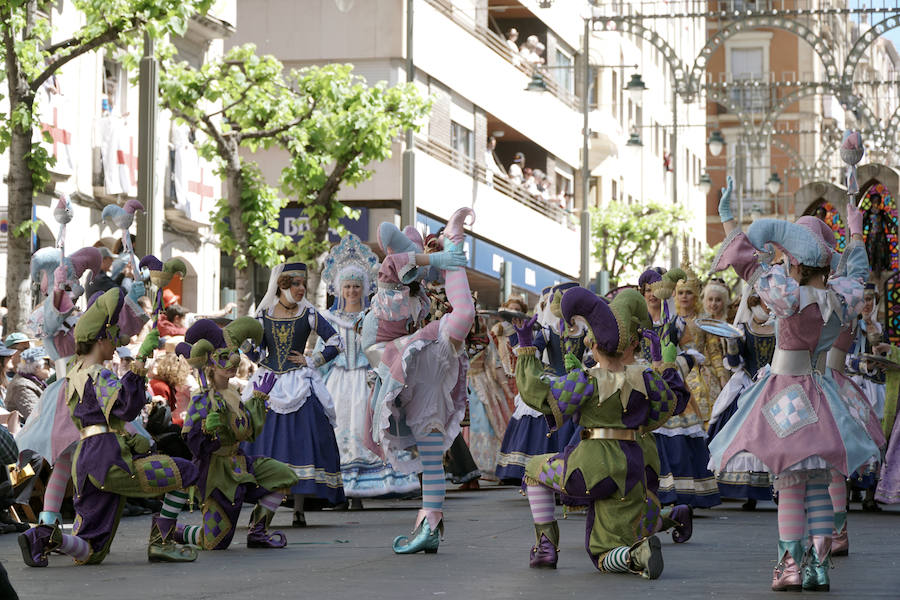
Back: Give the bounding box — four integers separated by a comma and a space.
485, 137, 506, 187
506, 28, 521, 65
523, 168, 539, 196
509, 152, 525, 185
520, 36, 545, 67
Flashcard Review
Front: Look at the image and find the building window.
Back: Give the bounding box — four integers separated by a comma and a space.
451, 121, 474, 171
611, 179, 618, 203
729, 46, 768, 112
103, 58, 127, 114
555, 48, 574, 95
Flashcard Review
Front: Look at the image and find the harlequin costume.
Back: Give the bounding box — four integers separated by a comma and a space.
318, 233, 419, 499
172, 318, 297, 550
242, 261, 346, 521
517, 287, 690, 577
19, 288, 200, 567
706, 285, 776, 505
711, 185, 881, 591
361, 207, 475, 553
644, 264, 721, 509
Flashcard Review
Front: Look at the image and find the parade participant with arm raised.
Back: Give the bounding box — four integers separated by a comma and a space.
710, 176, 879, 592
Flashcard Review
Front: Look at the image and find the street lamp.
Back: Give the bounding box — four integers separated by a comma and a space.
525, 72, 548, 93
625, 73, 647, 102
766, 171, 782, 195
699, 170, 712, 194
334, 0, 355, 12
626, 127, 643, 147
707, 130, 725, 157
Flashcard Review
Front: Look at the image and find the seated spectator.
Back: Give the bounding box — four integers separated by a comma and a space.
523, 167, 538, 195
5, 347, 50, 422
521, 35, 545, 67
115, 346, 135, 377
509, 152, 525, 184
3, 332, 30, 376
0, 346, 14, 407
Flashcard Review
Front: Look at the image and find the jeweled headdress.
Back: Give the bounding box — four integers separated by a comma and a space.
321, 233, 379, 310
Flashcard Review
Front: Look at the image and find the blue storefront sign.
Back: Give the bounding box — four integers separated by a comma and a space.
415, 212, 569, 294
277, 207, 369, 242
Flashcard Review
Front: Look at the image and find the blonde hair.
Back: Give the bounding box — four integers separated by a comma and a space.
154, 352, 191, 387
236, 354, 254, 380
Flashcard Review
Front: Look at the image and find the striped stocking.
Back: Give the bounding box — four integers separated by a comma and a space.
59, 533, 91, 562
417, 432, 445, 512
827, 470, 847, 531
777, 483, 806, 541
43, 452, 73, 514
160, 490, 190, 520
601, 546, 631, 573
526, 484, 556, 524
442, 267, 475, 343
805, 481, 834, 537
257, 492, 283, 514
182, 525, 202, 546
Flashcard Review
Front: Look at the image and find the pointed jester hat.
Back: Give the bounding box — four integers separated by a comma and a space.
746, 216, 835, 268
183, 317, 262, 370
561, 287, 650, 356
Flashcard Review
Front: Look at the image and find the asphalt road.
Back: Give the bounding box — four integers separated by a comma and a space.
1, 485, 898, 600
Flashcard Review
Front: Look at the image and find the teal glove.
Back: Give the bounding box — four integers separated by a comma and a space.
137, 329, 159, 360
661, 336, 678, 364
718, 175, 734, 223
428, 250, 467, 271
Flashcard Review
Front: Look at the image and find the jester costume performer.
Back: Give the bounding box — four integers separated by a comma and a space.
174, 318, 298, 550
516, 287, 689, 577
361, 207, 475, 553
706, 286, 776, 506
318, 233, 419, 499
19, 288, 200, 567
242, 261, 345, 525
710, 176, 881, 592
644, 265, 721, 508
876, 343, 900, 504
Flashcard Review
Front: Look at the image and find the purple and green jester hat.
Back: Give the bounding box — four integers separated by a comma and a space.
184, 317, 263, 376
139, 254, 188, 318
75, 287, 147, 346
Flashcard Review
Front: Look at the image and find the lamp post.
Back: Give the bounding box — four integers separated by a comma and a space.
401, 0, 415, 229
767, 171, 782, 216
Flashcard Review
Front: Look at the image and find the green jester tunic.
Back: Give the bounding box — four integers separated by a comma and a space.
515, 346, 690, 557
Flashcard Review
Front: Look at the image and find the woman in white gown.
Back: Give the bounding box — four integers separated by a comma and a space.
318, 234, 419, 505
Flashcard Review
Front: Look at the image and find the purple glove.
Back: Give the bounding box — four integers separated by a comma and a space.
514, 314, 539, 347
253, 372, 278, 396
642, 329, 662, 362
847, 203, 863, 237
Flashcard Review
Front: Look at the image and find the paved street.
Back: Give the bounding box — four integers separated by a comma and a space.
1, 485, 898, 600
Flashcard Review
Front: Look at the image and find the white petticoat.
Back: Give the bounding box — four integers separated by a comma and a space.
243, 365, 336, 426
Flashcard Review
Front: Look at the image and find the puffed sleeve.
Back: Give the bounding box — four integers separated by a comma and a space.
182, 391, 221, 458
642, 365, 690, 430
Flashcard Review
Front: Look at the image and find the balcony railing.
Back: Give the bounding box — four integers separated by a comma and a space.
414, 135, 571, 223
424, 0, 579, 110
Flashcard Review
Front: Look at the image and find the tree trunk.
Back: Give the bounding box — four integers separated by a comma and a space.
5, 117, 37, 331
224, 164, 255, 316
305, 252, 328, 309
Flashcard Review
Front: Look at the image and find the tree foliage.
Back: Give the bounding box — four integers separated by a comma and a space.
0, 0, 212, 330
591, 199, 689, 284
280, 64, 430, 264
159, 45, 430, 311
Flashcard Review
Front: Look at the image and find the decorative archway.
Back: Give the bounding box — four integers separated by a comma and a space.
841, 15, 900, 91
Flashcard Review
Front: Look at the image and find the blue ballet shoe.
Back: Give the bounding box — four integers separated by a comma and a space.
392, 510, 443, 554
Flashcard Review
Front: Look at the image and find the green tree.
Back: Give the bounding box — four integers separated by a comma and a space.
591, 199, 689, 287
160, 48, 429, 313
0, 0, 212, 330
279, 63, 430, 304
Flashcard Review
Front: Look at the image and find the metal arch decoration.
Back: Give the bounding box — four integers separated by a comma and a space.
703, 88, 756, 136
812, 134, 841, 180
880, 104, 900, 155
770, 138, 811, 181
841, 15, 900, 91
592, 18, 692, 96
689, 16, 840, 96
758, 84, 837, 137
